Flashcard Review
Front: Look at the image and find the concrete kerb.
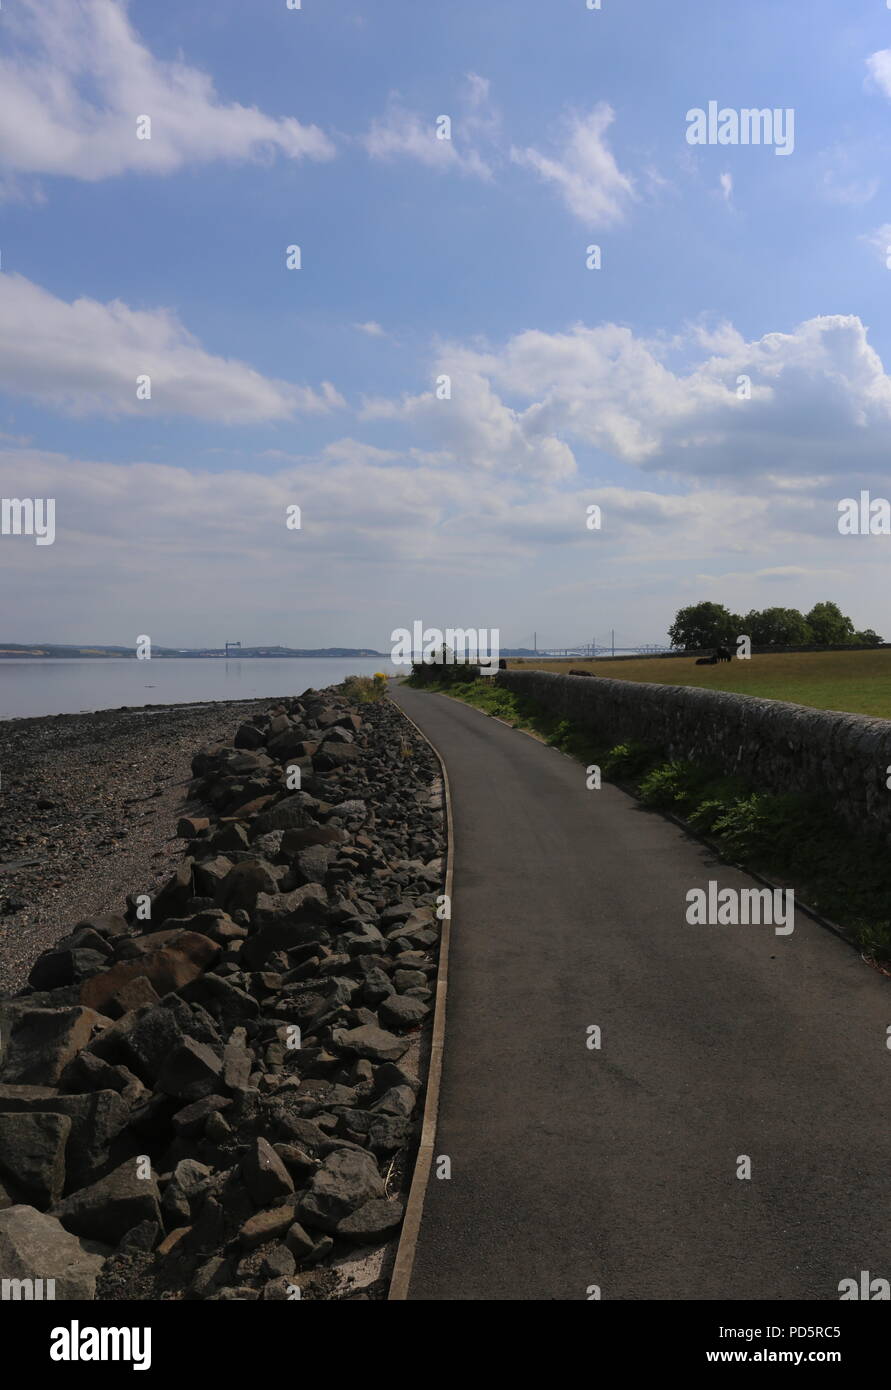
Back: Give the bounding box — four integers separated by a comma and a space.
386, 693, 455, 1301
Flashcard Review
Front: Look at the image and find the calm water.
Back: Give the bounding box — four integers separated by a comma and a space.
0, 657, 402, 720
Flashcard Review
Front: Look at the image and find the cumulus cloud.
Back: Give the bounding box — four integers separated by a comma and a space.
428, 314, 891, 479
510, 104, 635, 226
0, 0, 334, 182
360, 355, 576, 482
0, 274, 343, 421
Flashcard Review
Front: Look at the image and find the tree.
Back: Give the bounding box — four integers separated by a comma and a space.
742, 607, 812, 646
668, 602, 740, 650
854, 628, 883, 647
805, 601, 855, 646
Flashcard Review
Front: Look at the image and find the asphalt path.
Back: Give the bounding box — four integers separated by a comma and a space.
391, 683, 891, 1301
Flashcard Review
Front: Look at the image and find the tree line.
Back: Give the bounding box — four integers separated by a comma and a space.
668, 601, 883, 651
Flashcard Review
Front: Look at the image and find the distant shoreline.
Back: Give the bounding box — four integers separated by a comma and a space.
0, 650, 388, 660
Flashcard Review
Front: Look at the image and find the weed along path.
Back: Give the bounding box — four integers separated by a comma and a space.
390, 683, 891, 1302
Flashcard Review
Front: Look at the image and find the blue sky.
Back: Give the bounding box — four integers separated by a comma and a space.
2, 0, 891, 650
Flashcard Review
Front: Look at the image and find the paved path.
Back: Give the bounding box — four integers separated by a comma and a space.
391, 684, 891, 1301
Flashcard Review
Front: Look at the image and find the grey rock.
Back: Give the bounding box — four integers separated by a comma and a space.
336, 1198, 405, 1241
297, 1148, 385, 1232
331, 1023, 409, 1064
0, 1111, 71, 1207
378, 994, 429, 1030
284, 1221, 315, 1260
171, 1094, 232, 1138
0, 1205, 106, 1299
0, 1007, 105, 1086
0, 1086, 130, 1192
241, 1137, 294, 1206
156, 1037, 222, 1101
54, 1159, 161, 1245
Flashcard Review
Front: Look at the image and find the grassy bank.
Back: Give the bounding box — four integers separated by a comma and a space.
507, 648, 891, 719
405, 675, 891, 962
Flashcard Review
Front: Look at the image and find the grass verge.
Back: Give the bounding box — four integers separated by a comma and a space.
406, 675, 891, 963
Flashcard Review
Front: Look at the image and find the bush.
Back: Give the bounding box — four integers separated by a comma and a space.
341, 673, 387, 703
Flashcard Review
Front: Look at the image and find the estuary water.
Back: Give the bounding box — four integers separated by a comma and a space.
0, 657, 401, 720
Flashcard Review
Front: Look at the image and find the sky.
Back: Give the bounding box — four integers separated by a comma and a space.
2, 0, 891, 651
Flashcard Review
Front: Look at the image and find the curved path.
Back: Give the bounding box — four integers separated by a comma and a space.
391, 684, 891, 1301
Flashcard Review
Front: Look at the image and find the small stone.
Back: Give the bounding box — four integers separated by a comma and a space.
261, 1244, 295, 1279
284, 1221, 316, 1260
241, 1138, 294, 1206
239, 1202, 298, 1248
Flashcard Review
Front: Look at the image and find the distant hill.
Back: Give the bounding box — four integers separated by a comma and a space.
0, 644, 386, 659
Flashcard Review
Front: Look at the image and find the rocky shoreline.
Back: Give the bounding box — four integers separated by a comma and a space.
0, 683, 445, 1300
0, 697, 286, 995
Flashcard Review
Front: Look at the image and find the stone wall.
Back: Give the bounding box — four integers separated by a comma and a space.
510, 643, 889, 665
495, 669, 891, 841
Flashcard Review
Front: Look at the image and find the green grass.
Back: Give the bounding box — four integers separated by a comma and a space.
414, 677, 891, 962
508, 649, 891, 719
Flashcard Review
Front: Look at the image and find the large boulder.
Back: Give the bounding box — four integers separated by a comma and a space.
156, 1037, 222, 1102
53, 1160, 161, 1245
297, 1149, 385, 1232
0, 1007, 106, 1086
0, 1111, 72, 1206
80, 932, 219, 1014
0, 1205, 107, 1299
0, 1086, 130, 1192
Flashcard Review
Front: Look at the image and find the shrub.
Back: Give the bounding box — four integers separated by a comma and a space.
341, 674, 386, 703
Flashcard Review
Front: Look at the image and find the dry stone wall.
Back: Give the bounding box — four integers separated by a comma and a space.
496, 669, 891, 841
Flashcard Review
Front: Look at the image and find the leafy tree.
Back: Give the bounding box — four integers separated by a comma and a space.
741, 607, 812, 646
668, 602, 740, 650
854, 628, 883, 647
805, 601, 855, 646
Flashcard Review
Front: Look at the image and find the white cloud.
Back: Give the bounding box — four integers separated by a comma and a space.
362, 96, 492, 178
360, 354, 576, 482
719, 171, 733, 205
861, 223, 891, 265
354, 321, 387, 338
434, 314, 891, 478
510, 104, 635, 226
866, 48, 891, 99
0, 274, 344, 421
0, 436, 884, 646
0, 0, 334, 182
